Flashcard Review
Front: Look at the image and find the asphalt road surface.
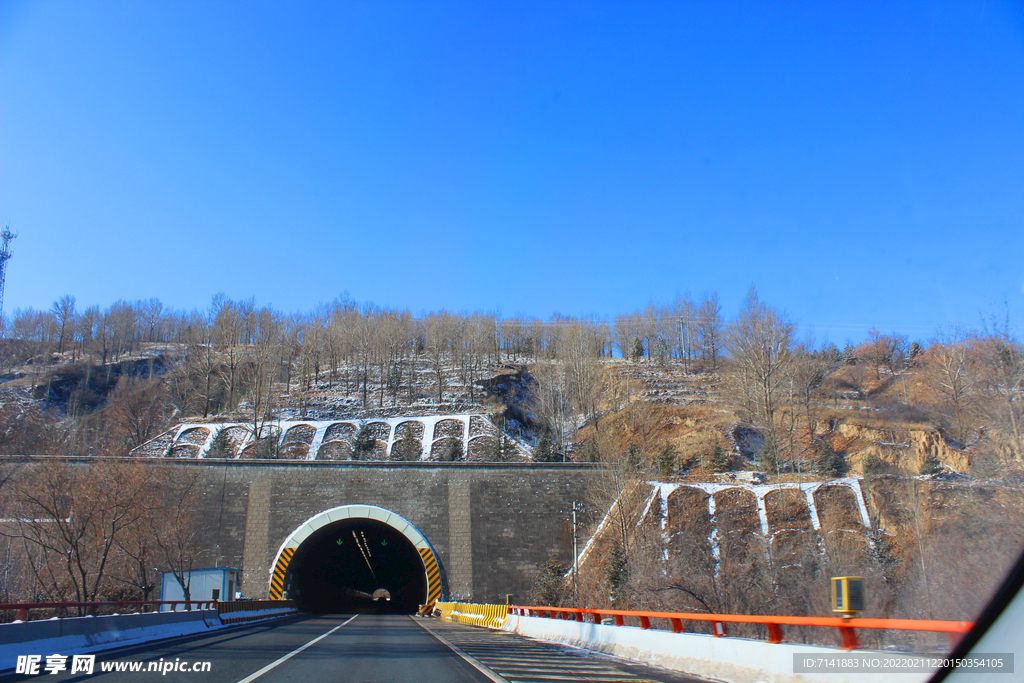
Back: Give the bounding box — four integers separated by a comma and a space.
4, 615, 708, 683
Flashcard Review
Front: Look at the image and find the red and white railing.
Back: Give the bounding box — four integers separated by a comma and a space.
509, 605, 974, 650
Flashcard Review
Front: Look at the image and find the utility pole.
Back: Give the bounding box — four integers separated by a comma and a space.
0, 225, 16, 329
571, 500, 582, 605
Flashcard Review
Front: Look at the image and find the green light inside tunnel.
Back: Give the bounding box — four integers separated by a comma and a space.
287, 518, 427, 614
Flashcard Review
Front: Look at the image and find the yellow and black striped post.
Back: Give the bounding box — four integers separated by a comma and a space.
269, 547, 294, 600
419, 547, 443, 606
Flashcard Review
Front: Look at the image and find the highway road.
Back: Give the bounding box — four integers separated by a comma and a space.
4, 615, 707, 683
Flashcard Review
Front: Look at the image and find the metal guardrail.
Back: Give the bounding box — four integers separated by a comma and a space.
217, 600, 297, 624
509, 605, 975, 650
217, 599, 294, 614
1, 600, 219, 622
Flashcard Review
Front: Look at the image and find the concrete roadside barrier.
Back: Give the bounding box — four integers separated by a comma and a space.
0, 610, 221, 671
0, 600, 299, 672
434, 601, 508, 629
503, 612, 933, 683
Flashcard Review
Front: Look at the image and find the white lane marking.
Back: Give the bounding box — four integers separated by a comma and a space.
234, 615, 358, 683
413, 617, 510, 683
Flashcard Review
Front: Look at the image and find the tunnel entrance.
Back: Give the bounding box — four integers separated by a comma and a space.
288, 517, 428, 614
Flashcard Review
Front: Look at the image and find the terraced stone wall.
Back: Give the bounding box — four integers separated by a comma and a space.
138, 414, 528, 461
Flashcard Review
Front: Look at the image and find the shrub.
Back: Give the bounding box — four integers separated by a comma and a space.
920, 455, 942, 476
532, 556, 569, 607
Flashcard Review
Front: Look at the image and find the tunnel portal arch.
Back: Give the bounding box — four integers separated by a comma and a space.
268, 505, 445, 613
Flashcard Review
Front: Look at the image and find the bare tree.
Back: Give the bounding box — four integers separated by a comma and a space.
672, 294, 697, 372
149, 469, 204, 603
561, 319, 603, 430
212, 295, 244, 410
791, 338, 831, 449
6, 460, 151, 609
928, 327, 979, 448
76, 306, 99, 362
531, 362, 572, 456
425, 313, 452, 407
245, 307, 282, 443
106, 376, 168, 454
52, 295, 76, 355
187, 309, 222, 418
861, 328, 908, 381
726, 288, 795, 471
979, 317, 1024, 462
697, 292, 723, 370
140, 299, 165, 343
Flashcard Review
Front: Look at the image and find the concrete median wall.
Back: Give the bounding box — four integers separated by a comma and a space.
0, 605, 297, 672
0, 610, 220, 671
502, 613, 934, 683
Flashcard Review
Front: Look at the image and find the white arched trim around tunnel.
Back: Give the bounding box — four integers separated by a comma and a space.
267, 504, 445, 606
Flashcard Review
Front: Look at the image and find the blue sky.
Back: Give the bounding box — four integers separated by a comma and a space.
1, 1, 1022, 344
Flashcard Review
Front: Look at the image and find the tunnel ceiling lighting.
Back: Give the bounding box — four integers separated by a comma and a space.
352, 530, 378, 582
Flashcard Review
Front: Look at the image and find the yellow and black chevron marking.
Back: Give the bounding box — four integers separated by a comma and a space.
419, 547, 443, 604
269, 547, 295, 600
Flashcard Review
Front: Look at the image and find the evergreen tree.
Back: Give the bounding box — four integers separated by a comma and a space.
625, 443, 642, 473
487, 433, 511, 462
580, 439, 600, 463
706, 443, 731, 473
207, 428, 229, 459
813, 439, 844, 476
657, 444, 676, 476
533, 430, 555, 462
630, 337, 644, 361
440, 438, 463, 462
394, 438, 422, 461
606, 541, 628, 606
351, 424, 375, 460
842, 343, 857, 365
905, 341, 922, 368
757, 443, 780, 475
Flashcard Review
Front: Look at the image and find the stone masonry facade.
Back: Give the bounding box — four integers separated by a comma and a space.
143, 460, 600, 604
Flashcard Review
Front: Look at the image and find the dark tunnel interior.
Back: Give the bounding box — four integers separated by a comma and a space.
288, 518, 427, 614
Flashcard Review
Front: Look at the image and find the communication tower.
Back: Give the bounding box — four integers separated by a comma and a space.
0, 225, 16, 325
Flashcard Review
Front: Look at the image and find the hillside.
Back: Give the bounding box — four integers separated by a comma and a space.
1, 324, 1022, 641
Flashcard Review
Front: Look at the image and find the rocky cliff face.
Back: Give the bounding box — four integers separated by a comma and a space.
832, 423, 969, 473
